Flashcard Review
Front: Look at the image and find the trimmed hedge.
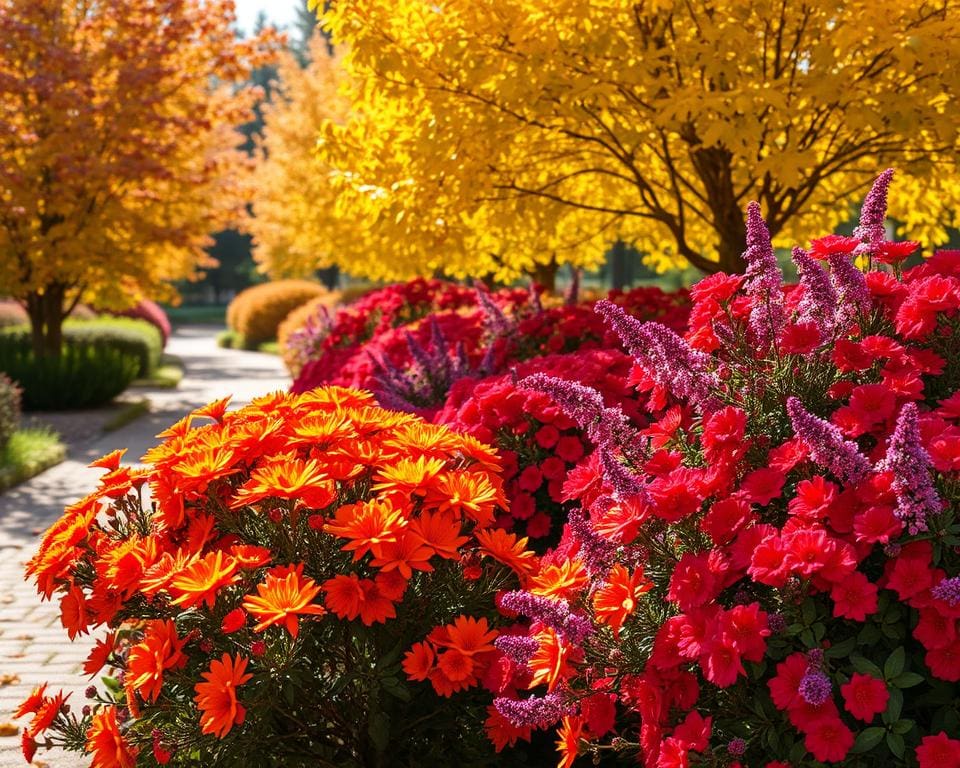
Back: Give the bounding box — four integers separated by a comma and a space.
0, 327, 144, 410
62, 318, 163, 377
0, 373, 21, 451
226, 280, 328, 347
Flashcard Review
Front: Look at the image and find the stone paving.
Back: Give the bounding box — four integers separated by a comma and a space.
0, 326, 290, 767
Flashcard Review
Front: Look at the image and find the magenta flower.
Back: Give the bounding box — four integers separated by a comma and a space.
786, 397, 870, 483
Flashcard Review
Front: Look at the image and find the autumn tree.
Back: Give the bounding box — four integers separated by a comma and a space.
312, 0, 960, 278
0, 0, 278, 356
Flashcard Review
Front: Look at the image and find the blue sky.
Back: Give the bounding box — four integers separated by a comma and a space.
233, 0, 302, 35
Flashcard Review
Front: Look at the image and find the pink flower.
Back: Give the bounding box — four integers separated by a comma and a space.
916, 732, 960, 768
830, 571, 878, 621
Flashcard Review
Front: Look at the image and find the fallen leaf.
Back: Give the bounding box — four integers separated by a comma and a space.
0, 722, 19, 736
0, 674, 20, 685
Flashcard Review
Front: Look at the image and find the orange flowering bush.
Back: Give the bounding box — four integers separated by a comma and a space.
23, 388, 538, 767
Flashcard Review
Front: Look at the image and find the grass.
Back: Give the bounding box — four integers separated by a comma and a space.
132, 354, 184, 389
0, 428, 66, 493
216, 330, 278, 354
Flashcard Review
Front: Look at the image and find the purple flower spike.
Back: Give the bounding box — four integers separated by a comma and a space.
494, 634, 540, 665
876, 402, 942, 534
498, 590, 594, 645
742, 201, 785, 348
792, 246, 837, 341
595, 301, 719, 409
853, 168, 895, 249
494, 691, 572, 728
932, 577, 960, 607
786, 397, 870, 483
826, 251, 871, 334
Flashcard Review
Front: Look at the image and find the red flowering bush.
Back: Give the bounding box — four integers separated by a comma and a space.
21, 388, 539, 767
437, 348, 644, 545
482, 171, 960, 768
291, 278, 485, 391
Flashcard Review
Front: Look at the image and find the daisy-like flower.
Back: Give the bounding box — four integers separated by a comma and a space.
556, 715, 584, 768
126, 619, 187, 702
86, 705, 138, 768
325, 498, 408, 561
372, 455, 447, 497
434, 615, 498, 656
194, 654, 254, 739
592, 564, 652, 639
191, 396, 232, 423
407, 509, 468, 561
474, 527, 539, 580
230, 456, 336, 509
168, 550, 239, 609
242, 563, 326, 638
426, 470, 503, 527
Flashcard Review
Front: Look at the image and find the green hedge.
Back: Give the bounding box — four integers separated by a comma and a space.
62, 318, 162, 377
0, 330, 142, 411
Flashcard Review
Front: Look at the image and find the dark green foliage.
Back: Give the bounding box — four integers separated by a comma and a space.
0, 372, 21, 450
0, 330, 141, 410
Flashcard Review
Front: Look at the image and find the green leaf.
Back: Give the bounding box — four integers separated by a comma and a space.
884, 687, 904, 725
884, 647, 906, 679
851, 727, 885, 754
826, 637, 857, 659
886, 731, 905, 759
891, 672, 925, 689
789, 738, 808, 764
851, 655, 883, 677
368, 712, 391, 753
801, 599, 817, 625
891, 719, 915, 735
800, 628, 814, 647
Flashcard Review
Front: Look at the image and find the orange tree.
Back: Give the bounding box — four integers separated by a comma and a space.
0, 0, 278, 357
314, 0, 960, 277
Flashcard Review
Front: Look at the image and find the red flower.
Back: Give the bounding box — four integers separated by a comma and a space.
779, 321, 820, 354
554, 436, 584, 463
926, 639, 960, 682
809, 234, 858, 259
875, 240, 919, 264
840, 673, 888, 721
803, 716, 854, 763
916, 732, 960, 768
830, 571, 878, 621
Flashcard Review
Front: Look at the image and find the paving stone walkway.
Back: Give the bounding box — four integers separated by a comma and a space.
0, 326, 290, 767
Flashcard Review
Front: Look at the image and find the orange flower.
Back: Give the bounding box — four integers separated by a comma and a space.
436, 615, 498, 656
485, 706, 532, 753
27, 690, 69, 737
14, 684, 47, 720
155, 413, 194, 439
242, 564, 326, 638
592, 564, 652, 639
384, 423, 459, 458
290, 412, 356, 445
21, 730, 37, 763
322, 573, 364, 620
231, 456, 336, 509
474, 528, 539, 581
86, 706, 138, 768
437, 648, 474, 682
528, 628, 574, 693
531, 559, 589, 601
556, 715, 584, 768
83, 633, 116, 677
221, 607, 247, 633
169, 550, 238, 609
324, 498, 407, 562
321, 574, 396, 626
408, 510, 468, 561
89, 449, 126, 471
59, 583, 90, 640
170, 446, 239, 488
427, 470, 503, 526
369, 530, 434, 578
402, 641, 435, 682
194, 654, 254, 739
230, 544, 273, 569
192, 396, 232, 423
126, 620, 187, 702
372, 456, 447, 497
374, 570, 408, 601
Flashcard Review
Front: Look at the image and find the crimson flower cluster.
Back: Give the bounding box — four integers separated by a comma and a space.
488, 171, 960, 768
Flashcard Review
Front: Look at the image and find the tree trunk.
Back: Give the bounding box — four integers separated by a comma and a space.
715, 228, 749, 275
531, 258, 558, 293
24, 284, 66, 358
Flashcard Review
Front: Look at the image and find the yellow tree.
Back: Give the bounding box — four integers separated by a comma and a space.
252, 35, 609, 287
313, 0, 960, 278
0, 0, 278, 356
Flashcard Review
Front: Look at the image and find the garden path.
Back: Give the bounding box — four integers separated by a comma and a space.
0, 326, 290, 767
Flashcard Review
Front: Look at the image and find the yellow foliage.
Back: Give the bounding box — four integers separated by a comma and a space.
305, 0, 960, 276
0, 0, 280, 351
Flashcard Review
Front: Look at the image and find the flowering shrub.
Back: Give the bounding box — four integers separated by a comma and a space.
485, 171, 960, 767
291, 278, 484, 391
22, 388, 540, 767
437, 349, 643, 545
276, 292, 341, 376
